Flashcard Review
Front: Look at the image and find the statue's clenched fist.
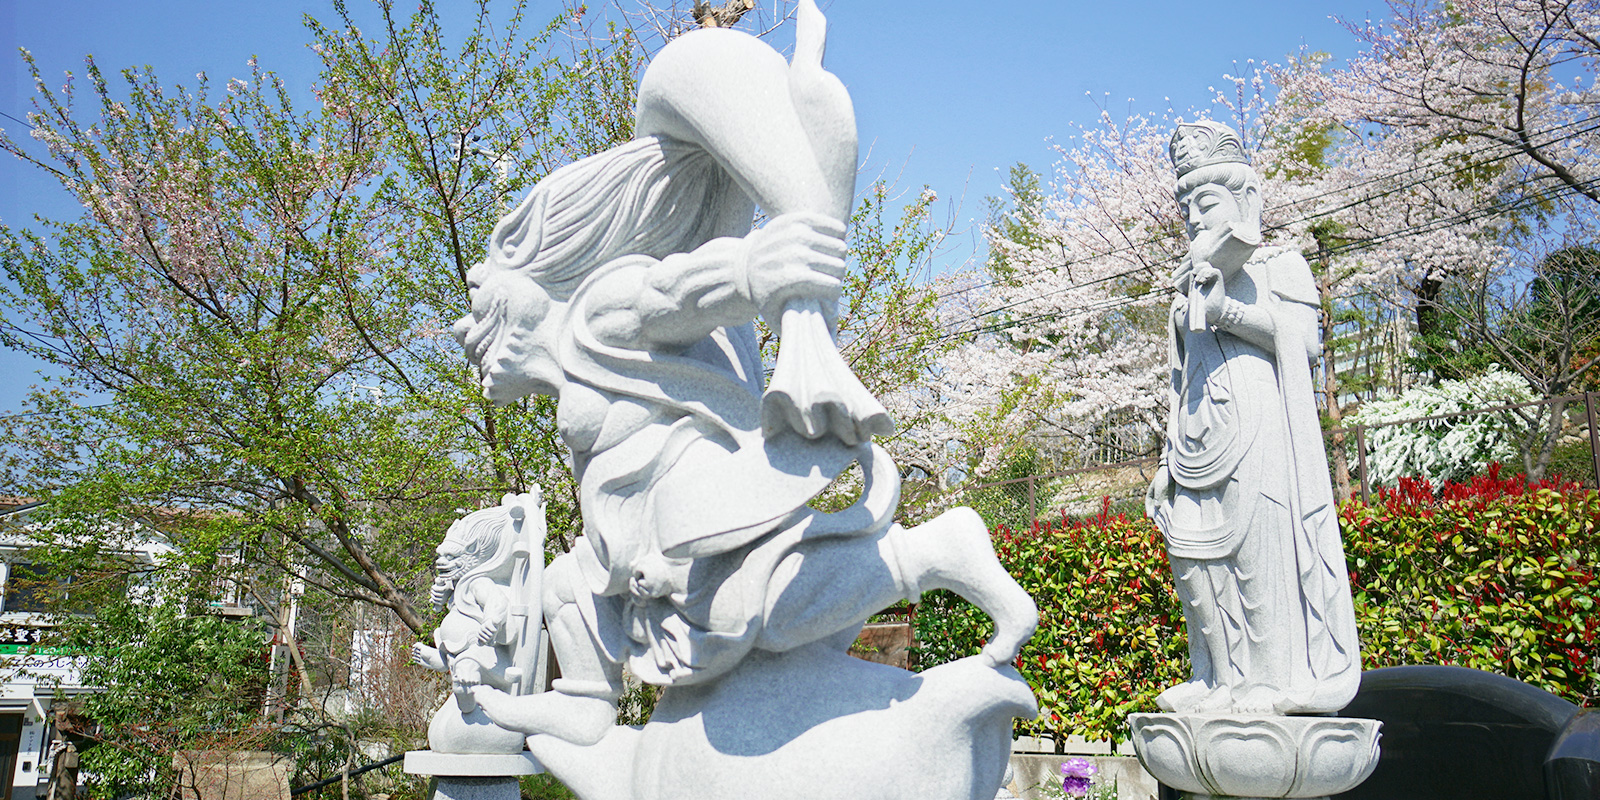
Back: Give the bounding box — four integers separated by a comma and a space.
745, 212, 847, 320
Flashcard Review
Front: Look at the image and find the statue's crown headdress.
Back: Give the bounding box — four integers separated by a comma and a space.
1170, 120, 1249, 178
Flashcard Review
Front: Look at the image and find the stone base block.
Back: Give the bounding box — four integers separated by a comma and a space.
1127, 713, 1380, 799
403, 750, 542, 777
428, 777, 519, 800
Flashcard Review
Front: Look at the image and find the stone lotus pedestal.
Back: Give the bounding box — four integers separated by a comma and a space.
403, 751, 543, 800
1128, 713, 1380, 800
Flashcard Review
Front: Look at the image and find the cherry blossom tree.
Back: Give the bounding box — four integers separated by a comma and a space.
944, 5, 1600, 496
1298, 0, 1600, 478
1312, 0, 1600, 210
949, 76, 1311, 478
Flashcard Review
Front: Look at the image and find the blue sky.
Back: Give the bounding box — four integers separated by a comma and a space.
0, 0, 1387, 418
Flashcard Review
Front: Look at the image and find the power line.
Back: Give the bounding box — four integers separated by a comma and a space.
937, 126, 1600, 332
932, 291, 1156, 345
933, 174, 1600, 344
1267, 114, 1600, 215
0, 110, 35, 131
942, 115, 1600, 305
1258, 121, 1600, 238
954, 116, 1600, 307
1327, 175, 1600, 259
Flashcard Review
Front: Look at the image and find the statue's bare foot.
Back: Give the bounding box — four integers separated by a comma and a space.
1235, 686, 1282, 715
1155, 680, 1210, 713
901, 507, 1038, 667
471, 686, 617, 746
1195, 685, 1234, 714
451, 660, 484, 712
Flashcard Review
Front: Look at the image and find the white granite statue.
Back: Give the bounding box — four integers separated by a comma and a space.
416, 3, 1040, 799
1131, 121, 1378, 800
412, 491, 546, 755
1144, 120, 1361, 716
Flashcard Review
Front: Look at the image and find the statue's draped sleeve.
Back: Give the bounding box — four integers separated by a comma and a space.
1266, 249, 1361, 704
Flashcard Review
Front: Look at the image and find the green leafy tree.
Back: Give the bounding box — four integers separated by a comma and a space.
0, 512, 281, 800
66, 602, 276, 800
0, 0, 634, 637
0, 2, 636, 794
836, 182, 961, 515
1465, 241, 1600, 479
984, 162, 1050, 280
1408, 239, 1600, 479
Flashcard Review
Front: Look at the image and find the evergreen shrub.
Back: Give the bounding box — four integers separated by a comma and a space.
1344, 464, 1599, 705
914, 467, 1600, 743
913, 499, 1186, 745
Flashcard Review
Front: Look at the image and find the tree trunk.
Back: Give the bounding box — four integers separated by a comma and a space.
1414, 268, 1457, 379
285, 477, 429, 635
1318, 257, 1353, 502
1415, 272, 1444, 338
1528, 397, 1569, 482
45, 742, 77, 800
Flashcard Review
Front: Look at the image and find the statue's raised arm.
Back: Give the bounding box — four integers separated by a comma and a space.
428, 4, 1041, 799
631, 1, 889, 446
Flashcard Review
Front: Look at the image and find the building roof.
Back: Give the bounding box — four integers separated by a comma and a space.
0, 497, 43, 517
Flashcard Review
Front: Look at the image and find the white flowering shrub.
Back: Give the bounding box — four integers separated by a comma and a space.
1346, 366, 1536, 487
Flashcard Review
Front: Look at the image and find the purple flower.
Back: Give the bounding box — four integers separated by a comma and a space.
1060, 758, 1098, 797
1061, 758, 1098, 778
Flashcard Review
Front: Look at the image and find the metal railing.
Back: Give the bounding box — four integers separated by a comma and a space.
945, 392, 1600, 525
289, 754, 405, 797
1328, 391, 1600, 503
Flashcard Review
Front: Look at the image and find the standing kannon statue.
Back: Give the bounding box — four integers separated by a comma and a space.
410, 3, 1038, 799
1144, 120, 1362, 716
1128, 119, 1378, 800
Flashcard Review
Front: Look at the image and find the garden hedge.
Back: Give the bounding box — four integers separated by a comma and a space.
913, 466, 1600, 744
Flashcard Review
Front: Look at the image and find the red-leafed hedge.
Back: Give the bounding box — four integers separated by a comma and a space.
1343, 464, 1599, 703
914, 466, 1600, 743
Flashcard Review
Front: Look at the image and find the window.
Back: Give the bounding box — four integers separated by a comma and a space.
2, 563, 63, 615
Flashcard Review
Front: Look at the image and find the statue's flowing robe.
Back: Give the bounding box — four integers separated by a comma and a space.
1153, 247, 1361, 713
553, 255, 892, 687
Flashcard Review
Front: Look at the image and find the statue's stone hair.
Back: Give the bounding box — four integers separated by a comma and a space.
446, 505, 513, 569
1175, 161, 1259, 201
485, 135, 738, 299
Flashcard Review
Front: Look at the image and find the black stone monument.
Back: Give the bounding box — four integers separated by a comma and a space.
1333, 665, 1596, 800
